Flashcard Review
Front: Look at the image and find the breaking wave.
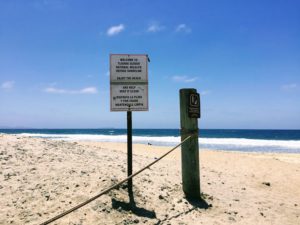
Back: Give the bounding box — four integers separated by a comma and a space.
18, 133, 300, 153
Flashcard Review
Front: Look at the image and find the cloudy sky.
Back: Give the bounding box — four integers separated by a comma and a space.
0, 0, 299, 129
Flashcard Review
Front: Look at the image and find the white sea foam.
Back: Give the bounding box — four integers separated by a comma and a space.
18, 133, 300, 153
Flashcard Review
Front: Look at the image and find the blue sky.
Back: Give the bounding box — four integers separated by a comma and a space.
0, 0, 299, 129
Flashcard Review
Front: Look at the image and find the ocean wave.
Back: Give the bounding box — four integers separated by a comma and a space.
18, 133, 300, 153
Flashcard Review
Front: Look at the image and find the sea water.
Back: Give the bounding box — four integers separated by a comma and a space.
1, 129, 300, 153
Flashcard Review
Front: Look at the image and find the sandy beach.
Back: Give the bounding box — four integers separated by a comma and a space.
1, 134, 300, 225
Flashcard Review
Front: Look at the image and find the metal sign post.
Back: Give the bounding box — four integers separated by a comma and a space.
110, 54, 149, 194
127, 110, 132, 193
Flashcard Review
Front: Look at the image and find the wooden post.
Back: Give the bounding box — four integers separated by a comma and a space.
179, 88, 200, 198
127, 111, 133, 193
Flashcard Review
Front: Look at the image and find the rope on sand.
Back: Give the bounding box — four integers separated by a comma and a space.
40, 135, 192, 225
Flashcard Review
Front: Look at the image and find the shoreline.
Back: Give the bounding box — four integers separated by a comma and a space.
2, 132, 300, 154
1, 134, 300, 224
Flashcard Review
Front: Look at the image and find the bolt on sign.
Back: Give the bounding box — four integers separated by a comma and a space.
110, 54, 149, 111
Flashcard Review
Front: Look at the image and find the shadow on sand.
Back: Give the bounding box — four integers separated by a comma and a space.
186, 196, 211, 209
111, 185, 211, 223
111, 187, 156, 219
155, 196, 212, 224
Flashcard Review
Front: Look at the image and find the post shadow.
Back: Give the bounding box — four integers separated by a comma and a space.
154, 196, 212, 225
111, 183, 156, 219
185, 196, 211, 209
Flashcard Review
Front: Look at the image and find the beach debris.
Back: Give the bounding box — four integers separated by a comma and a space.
262, 182, 271, 187
4, 172, 16, 180
228, 216, 236, 221
177, 199, 183, 203
80, 170, 87, 175
158, 195, 164, 200
45, 194, 50, 201
224, 210, 234, 215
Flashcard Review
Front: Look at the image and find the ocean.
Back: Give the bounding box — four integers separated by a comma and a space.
1, 129, 300, 153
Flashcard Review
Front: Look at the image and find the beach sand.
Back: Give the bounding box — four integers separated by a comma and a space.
0, 134, 300, 225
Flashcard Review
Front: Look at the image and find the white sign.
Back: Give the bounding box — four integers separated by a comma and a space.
110, 54, 148, 111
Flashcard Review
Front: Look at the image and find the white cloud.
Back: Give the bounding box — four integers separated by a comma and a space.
80, 87, 98, 94
175, 24, 191, 33
107, 24, 125, 36
44, 86, 98, 94
281, 83, 298, 91
45, 87, 66, 94
147, 22, 165, 33
172, 75, 197, 83
1, 81, 15, 90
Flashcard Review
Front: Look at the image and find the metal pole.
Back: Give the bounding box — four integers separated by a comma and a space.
127, 111, 133, 193
179, 88, 201, 198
